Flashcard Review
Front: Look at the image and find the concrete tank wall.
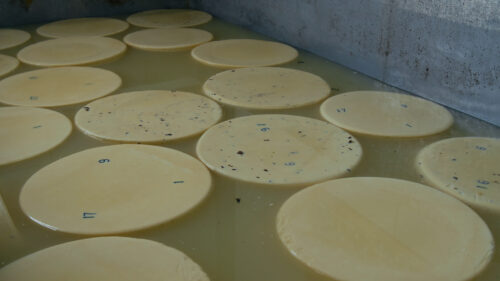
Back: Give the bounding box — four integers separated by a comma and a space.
190, 0, 500, 126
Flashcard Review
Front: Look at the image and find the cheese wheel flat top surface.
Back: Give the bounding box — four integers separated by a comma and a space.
0, 29, 31, 50
320, 91, 453, 137
203, 67, 330, 109
127, 9, 212, 28
417, 137, 500, 212
277, 177, 494, 281
0, 237, 210, 281
196, 114, 362, 186
0, 107, 72, 166
0, 67, 121, 107
191, 39, 298, 68
0, 54, 19, 77
37, 17, 129, 38
123, 28, 213, 51
19, 144, 212, 235
17, 36, 126, 67
75, 90, 222, 143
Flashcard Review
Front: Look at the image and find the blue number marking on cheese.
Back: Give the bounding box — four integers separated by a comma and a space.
98, 159, 110, 163
82, 212, 96, 219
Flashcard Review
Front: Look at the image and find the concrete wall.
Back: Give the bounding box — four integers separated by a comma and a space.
190, 0, 500, 126
0, 0, 187, 27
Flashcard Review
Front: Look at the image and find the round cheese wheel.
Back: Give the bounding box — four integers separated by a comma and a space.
124, 28, 213, 51
191, 39, 298, 68
17, 36, 126, 67
0, 67, 121, 107
0, 54, 19, 77
0, 237, 210, 281
75, 90, 223, 143
19, 144, 212, 235
320, 91, 453, 137
417, 137, 500, 213
0, 107, 72, 166
277, 177, 494, 281
0, 29, 30, 50
203, 67, 330, 109
127, 9, 212, 28
196, 114, 362, 186
37, 17, 129, 38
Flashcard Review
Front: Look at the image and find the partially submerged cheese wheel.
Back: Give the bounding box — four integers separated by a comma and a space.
37, 17, 129, 38
203, 67, 330, 110
0, 29, 30, 50
123, 28, 213, 51
75, 90, 222, 143
127, 9, 212, 28
17, 36, 126, 67
19, 144, 211, 235
191, 39, 298, 68
0, 107, 72, 166
416, 137, 500, 213
277, 177, 494, 281
0, 67, 121, 107
0, 237, 210, 281
196, 114, 362, 187
320, 91, 453, 137
0, 54, 19, 77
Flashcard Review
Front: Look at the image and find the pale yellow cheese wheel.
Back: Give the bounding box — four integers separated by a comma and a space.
417, 137, 500, 213
123, 28, 213, 51
203, 67, 330, 109
191, 39, 298, 68
127, 9, 212, 28
19, 144, 211, 235
0, 54, 19, 77
0, 67, 121, 107
0, 107, 72, 166
0, 237, 210, 281
0, 29, 31, 50
17, 36, 126, 67
320, 91, 453, 137
37, 17, 129, 38
75, 90, 223, 143
277, 177, 494, 281
196, 114, 362, 186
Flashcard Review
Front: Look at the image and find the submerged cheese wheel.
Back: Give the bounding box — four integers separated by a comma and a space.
17, 36, 126, 67
37, 17, 129, 38
127, 9, 212, 28
203, 67, 330, 109
277, 177, 494, 281
19, 144, 211, 235
0, 107, 72, 166
0, 237, 210, 281
417, 137, 500, 213
0, 54, 19, 77
0, 67, 121, 107
123, 28, 213, 51
191, 39, 298, 68
320, 91, 453, 137
196, 114, 362, 186
0, 29, 30, 50
75, 90, 222, 143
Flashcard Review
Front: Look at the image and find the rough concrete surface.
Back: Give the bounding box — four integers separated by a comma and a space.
190, 0, 500, 126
